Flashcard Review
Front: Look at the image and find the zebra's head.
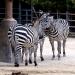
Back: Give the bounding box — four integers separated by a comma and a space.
39, 13, 53, 30
43, 16, 54, 32
33, 13, 51, 37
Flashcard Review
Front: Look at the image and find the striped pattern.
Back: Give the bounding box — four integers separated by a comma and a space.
8, 28, 12, 41
48, 18, 69, 40
33, 13, 50, 61
8, 24, 39, 67
44, 17, 69, 59
21, 13, 49, 62
24, 22, 45, 61
15, 26, 34, 46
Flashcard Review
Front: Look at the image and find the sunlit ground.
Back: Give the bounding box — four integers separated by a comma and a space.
0, 37, 75, 75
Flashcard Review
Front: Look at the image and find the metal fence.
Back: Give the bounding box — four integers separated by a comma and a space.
13, 8, 32, 24
0, 8, 5, 22
50, 12, 75, 36
0, 7, 75, 36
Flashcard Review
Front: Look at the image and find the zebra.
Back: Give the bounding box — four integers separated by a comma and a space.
8, 23, 39, 67
22, 20, 45, 63
21, 13, 50, 62
44, 16, 69, 60
28, 13, 50, 60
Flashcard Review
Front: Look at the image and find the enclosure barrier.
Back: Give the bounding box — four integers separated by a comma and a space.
0, 8, 75, 37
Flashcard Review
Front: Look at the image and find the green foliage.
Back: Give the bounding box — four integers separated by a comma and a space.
20, 0, 75, 12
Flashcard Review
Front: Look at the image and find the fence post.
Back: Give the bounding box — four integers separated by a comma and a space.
18, 0, 21, 24
56, 10, 59, 19
66, 11, 69, 21
26, 10, 30, 23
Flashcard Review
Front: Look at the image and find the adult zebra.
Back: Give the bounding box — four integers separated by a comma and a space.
22, 23, 45, 62
44, 16, 69, 60
8, 23, 39, 67
31, 12, 51, 61
21, 13, 50, 62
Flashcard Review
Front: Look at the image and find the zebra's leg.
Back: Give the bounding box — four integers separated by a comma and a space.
29, 47, 33, 64
40, 38, 44, 61
34, 44, 38, 66
25, 48, 28, 66
14, 45, 21, 67
11, 44, 15, 63
57, 41, 61, 60
63, 39, 66, 57
50, 39, 55, 60
22, 47, 25, 63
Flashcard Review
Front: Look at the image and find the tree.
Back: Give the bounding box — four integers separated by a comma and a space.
20, 0, 75, 12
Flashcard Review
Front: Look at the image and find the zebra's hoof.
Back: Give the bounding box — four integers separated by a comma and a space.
14, 63, 19, 67
40, 57, 44, 61
63, 52, 66, 57
51, 55, 55, 60
25, 62, 28, 66
34, 61, 37, 66
29, 59, 32, 64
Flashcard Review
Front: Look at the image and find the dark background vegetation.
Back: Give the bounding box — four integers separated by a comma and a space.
21, 0, 75, 13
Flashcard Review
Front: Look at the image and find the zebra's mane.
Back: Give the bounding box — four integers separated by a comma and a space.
33, 18, 40, 27
24, 23, 33, 27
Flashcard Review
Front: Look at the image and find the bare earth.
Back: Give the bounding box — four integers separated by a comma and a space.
0, 37, 75, 75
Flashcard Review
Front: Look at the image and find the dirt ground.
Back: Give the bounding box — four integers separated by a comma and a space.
0, 37, 75, 75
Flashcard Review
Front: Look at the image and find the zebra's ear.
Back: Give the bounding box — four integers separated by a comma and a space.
39, 10, 44, 15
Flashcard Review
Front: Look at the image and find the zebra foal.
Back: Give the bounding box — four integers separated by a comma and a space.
8, 24, 39, 67
44, 16, 69, 60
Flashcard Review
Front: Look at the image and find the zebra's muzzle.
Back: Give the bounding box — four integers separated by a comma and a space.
44, 28, 50, 32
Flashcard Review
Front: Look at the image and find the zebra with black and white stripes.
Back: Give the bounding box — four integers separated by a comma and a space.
8, 23, 39, 67
32, 13, 50, 61
22, 23, 45, 62
44, 16, 69, 60
21, 13, 50, 62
